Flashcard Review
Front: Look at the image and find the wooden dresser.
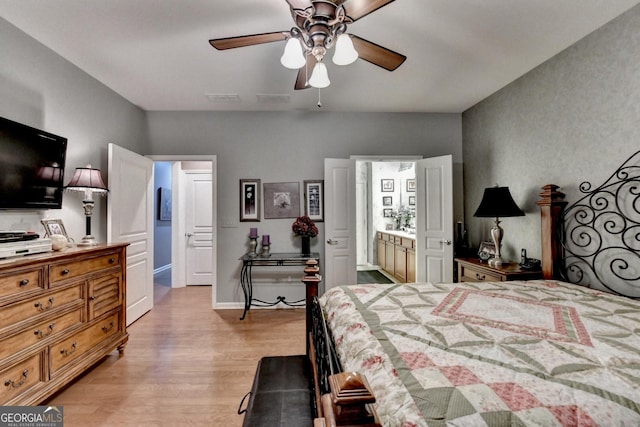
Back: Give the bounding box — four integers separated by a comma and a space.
0, 243, 128, 405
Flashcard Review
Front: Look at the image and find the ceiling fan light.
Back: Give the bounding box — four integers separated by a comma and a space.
309, 62, 330, 88
280, 38, 306, 69
332, 34, 358, 66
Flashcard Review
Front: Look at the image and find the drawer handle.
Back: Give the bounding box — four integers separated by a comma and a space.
475, 273, 486, 281
109, 258, 116, 264
20, 279, 30, 287
89, 296, 96, 301
34, 323, 55, 338
61, 342, 77, 357
4, 370, 28, 389
102, 321, 115, 333
34, 297, 54, 311
61, 269, 70, 275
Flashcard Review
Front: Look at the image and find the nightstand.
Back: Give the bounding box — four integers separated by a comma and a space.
455, 257, 542, 282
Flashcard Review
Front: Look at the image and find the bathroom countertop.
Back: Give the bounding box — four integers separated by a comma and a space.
378, 229, 416, 239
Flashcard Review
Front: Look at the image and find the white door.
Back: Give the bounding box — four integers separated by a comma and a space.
185, 170, 213, 285
107, 144, 154, 325
415, 155, 454, 283
324, 159, 357, 290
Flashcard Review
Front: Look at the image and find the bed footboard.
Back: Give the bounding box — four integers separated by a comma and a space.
303, 263, 380, 427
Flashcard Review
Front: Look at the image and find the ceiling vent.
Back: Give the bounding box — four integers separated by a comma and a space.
205, 93, 241, 103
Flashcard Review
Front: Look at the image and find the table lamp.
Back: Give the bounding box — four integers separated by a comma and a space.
473, 186, 524, 266
65, 165, 108, 245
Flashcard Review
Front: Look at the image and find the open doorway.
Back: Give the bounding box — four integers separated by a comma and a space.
148, 155, 217, 308
355, 159, 418, 284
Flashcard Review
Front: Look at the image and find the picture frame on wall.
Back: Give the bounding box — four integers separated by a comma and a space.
303, 180, 324, 222
383, 208, 393, 217
263, 182, 301, 219
240, 179, 261, 222
158, 187, 172, 220
382, 196, 392, 206
41, 219, 68, 238
406, 179, 416, 192
381, 179, 394, 192
408, 196, 416, 206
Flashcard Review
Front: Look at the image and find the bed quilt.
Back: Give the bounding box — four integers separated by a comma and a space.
319, 280, 640, 427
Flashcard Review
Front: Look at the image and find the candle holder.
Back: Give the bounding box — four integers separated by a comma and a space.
248, 237, 258, 257
260, 243, 271, 257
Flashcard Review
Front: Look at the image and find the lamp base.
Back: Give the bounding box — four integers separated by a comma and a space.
77, 235, 99, 246
489, 256, 505, 267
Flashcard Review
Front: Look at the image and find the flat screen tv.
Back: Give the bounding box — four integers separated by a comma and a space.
0, 117, 68, 209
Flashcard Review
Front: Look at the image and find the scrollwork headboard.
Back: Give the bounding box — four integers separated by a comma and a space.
560, 150, 640, 297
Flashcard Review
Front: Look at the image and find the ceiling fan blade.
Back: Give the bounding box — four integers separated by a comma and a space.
351, 35, 406, 71
295, 55, 317, 90
209, 32, 288, 50
340, 0, 395, 22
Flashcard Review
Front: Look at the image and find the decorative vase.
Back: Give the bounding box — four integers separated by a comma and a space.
301, 236, 311, 256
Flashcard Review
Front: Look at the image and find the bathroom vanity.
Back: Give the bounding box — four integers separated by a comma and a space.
376, 231, 415, 282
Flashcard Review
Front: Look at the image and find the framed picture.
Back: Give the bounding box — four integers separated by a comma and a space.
382, 196, 392, 206
263, 182, 301, 219
158, 187, 172, 220
383, 208, 393, 218
408, 196, 416, 206
240, 179, 261, 222
381, 179, 394, 192
406, 179, 416, 192
41, 219, 68, 238
478, 241, 497, 261
303, 180, 324, 222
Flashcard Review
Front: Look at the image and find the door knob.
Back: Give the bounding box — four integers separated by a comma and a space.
326, 239, 339, 245
186, 233, 193, 237
440, 239, 452, 245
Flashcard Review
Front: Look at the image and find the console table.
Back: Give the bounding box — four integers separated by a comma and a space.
239, 252, 320, 320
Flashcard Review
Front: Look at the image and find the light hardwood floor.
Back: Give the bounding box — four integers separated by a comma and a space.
44, 283, 306, 426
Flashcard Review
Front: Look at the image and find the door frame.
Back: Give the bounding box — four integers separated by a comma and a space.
148, 155, 217, 308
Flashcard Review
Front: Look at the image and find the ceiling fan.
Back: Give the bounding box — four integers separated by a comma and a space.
209, 0, 406, 90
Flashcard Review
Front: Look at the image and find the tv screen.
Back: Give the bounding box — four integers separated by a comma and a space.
0, 117, 68, 209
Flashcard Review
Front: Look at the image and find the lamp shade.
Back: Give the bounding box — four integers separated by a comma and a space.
65, 165, 108, 193
332, 34, 358, 66
473, 186, 524, 218
280, 38, 306, 69
308, 62, 330, 88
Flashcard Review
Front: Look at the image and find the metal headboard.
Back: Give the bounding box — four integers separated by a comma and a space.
560, 150, 640, 298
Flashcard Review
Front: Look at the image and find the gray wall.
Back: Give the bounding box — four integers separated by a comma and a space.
462, 4, 640, 262
146, 111, 462, 303
0, 18, 149, 240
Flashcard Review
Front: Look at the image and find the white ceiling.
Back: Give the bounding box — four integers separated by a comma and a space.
2, 0, 638, 113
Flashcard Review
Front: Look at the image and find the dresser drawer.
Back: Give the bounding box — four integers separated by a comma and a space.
49, 252, 121, 284
0, 309, 83, 362
0, 285, 83, 332
458, 264, 502, 282
0, 353, 44, 404
0, 268, 44, 300
50, 312, 120, 375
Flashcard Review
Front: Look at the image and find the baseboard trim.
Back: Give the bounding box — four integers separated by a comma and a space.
154, 264, 171, 275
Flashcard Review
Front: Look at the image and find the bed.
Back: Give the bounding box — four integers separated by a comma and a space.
305, 150, 640, 426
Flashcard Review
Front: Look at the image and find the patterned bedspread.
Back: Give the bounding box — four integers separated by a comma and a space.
319, 280, 640, 427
